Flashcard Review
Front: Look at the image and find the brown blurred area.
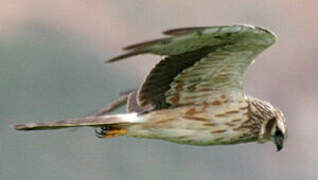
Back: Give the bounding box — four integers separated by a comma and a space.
1, 1, 317, 179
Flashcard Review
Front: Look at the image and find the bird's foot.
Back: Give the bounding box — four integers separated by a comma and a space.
95, 126, 127, 138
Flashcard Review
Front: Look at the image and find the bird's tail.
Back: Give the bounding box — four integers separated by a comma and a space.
13, 113, 141, 138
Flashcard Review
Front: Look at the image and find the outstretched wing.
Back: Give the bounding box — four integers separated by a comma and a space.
107, 25, 276, 111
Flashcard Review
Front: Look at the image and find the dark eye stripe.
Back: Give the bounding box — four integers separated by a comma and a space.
265, 117, 276, 132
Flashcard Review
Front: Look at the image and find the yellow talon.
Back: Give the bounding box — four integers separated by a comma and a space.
98, 128, 127, 138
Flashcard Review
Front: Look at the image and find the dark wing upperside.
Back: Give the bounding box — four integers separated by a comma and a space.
106, 25, 276, 110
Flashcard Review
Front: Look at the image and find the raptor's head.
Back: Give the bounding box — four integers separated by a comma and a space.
268, 107, 287, 151
248, 97, 287, 151
259, 103, 287, 151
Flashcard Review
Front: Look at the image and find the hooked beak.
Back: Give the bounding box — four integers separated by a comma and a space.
274, 134, 284, 152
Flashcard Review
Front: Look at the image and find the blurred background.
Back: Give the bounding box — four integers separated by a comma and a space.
1, 0, 317, 179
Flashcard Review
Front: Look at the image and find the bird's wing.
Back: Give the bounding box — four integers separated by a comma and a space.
106, 25, 276, 110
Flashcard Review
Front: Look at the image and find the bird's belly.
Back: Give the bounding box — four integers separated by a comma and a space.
127, 105, 256, 146
128, 124, 254, 146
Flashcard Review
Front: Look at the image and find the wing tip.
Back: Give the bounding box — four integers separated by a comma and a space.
105, 50, 147, 63
122, 38, 163, 51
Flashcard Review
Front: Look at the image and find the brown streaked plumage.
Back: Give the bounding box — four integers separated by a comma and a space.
13, 25, 287, 151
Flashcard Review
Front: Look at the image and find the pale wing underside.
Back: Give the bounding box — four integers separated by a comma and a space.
165, 45, 257, 106
106, 25, 276, 110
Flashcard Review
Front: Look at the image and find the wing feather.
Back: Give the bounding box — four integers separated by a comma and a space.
106, 25, 276, 110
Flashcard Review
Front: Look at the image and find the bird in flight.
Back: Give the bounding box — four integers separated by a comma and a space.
14, 24, 287, 151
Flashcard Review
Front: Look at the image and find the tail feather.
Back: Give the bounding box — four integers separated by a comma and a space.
13, 113, 139, 131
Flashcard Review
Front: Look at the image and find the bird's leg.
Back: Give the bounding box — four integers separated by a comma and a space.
95, 126, 127, 138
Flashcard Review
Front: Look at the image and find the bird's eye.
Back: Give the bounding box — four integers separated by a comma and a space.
275, 129, 283, 137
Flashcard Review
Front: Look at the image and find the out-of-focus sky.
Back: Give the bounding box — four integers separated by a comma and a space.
1, 1, 317, 180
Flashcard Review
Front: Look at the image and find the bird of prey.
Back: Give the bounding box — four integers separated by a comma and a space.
14, 24, 287, 151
